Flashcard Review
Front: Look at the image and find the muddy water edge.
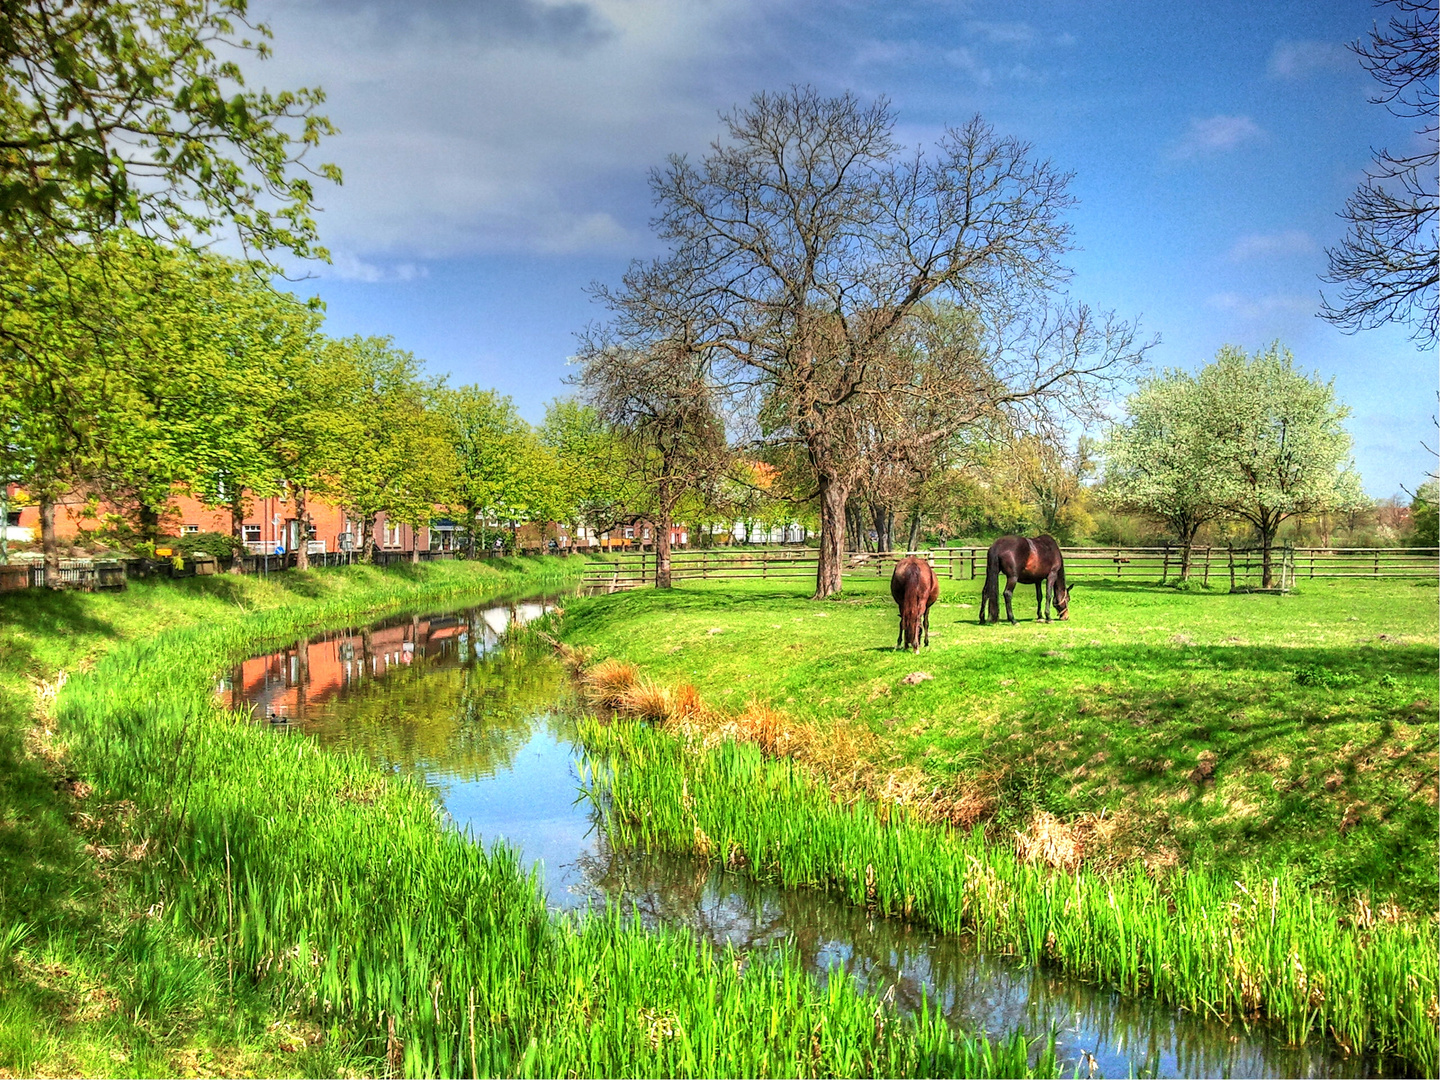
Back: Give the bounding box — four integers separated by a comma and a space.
221, 592, 1405, 1079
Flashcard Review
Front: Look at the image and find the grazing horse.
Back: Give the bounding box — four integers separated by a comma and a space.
980, 535, 1070, 625
891, 556, 940, 652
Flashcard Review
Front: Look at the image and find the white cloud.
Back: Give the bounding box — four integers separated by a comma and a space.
943, 46, 994, 86
1206, 291, 1313, 320
965, 21, 1034, 46
1267, 40, 1350, 80
249, 0, 767, 262
1227, 230, 1318, 261
1170, 115, 1264, 160
319, 252, 430, 282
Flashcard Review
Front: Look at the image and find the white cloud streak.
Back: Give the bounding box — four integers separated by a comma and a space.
1170, 114, 1264, 160
1227, 230, 1318, 261
1267, 39, 1351, 80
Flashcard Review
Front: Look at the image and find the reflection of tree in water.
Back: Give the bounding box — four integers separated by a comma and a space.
575, 846, 1369, 1079
302, 647, 568, 783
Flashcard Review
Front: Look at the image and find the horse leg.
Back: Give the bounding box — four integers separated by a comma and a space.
923, 606, 931, 647
1003, 575, 1017, 624
897, 617, 905, 650
1036, 582, 1045, 621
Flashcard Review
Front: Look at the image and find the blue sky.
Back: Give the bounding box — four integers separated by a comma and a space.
253, 0, 1436, 496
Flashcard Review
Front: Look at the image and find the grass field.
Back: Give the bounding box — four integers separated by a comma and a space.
0, 558, 1057, 1079
0, 559, 573, 1078
561, 575, 1438, 907
558, 573, 1439, 1071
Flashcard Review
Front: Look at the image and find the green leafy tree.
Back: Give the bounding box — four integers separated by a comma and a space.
323, 337, 455, 563
0, 243, 120, 580
539, 399, 634, 543
1410, 478, 1439, 546
0, 0, 338, 258
1103, 371, 1228, 579
1197, 344, 1365, 587
437, 387, 535, 557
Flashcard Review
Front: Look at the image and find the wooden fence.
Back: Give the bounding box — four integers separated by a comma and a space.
0, 549, 470, 592
580, 545, 1439, 592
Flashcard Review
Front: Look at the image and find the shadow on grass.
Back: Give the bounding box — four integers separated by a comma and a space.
0, 590, 118, 679
0, 690, 106, 1001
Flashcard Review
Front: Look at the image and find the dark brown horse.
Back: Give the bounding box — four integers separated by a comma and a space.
891, 556, 940, 652
980, 535, 1070, 625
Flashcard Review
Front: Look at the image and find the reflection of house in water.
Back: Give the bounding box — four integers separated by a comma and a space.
227, 602, 549, 720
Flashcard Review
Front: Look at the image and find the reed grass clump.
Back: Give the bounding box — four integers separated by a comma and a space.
581, 719, 1440, 1072
37, 568, 1056, 1078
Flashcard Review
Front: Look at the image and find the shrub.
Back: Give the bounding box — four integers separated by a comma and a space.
168, 531, 242, 560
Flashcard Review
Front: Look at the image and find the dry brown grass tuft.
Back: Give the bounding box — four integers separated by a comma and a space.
616, 677, 674, 721
668, 683, 707, 724
582, 658, 640, 709
1015, 810, 1085, 871
735, 700, 802, 757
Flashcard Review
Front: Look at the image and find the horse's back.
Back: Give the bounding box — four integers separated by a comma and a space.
988, 534, 1063, 583
891, 556, 937, 608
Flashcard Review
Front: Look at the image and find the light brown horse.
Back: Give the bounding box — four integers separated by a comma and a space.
891, 556, 940, 652
979, 534, 1069, 625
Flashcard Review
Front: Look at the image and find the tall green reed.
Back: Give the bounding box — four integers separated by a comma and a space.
582, 718, 1439, 1073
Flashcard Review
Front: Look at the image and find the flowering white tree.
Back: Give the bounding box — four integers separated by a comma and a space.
1102, 371, 1227, 580
1196, 344, 1364, 587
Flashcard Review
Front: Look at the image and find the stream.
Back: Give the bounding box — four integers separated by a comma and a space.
216, 592, 1386, 1079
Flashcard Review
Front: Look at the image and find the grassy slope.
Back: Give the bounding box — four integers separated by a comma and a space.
0, 558, 573, 1078
1, 558, 1051, 1080
561, 575, 1439, 906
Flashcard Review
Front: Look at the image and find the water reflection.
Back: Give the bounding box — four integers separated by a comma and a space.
223, 595, 1394, 1079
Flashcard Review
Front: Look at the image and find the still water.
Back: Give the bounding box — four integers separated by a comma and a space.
219, 594, 1383, 1079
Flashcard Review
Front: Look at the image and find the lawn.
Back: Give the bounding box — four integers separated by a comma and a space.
561, 574, 1439, 907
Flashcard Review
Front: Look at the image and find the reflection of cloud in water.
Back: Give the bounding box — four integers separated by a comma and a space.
226, 592, 1385, 1080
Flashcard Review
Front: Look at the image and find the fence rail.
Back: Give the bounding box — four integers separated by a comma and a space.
0, 548, 475, 592
581, 545, 1439, 592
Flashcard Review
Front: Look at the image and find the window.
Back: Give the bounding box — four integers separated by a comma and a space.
384, 523, 402, 548
243, 525, 261, 544
622, 526, 634, 539
182, 523, 199, 534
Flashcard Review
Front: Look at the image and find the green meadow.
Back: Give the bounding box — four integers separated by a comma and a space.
562, 575, 1438, 906
0, 560, 1054, 1079
559, 572, 1439, 1071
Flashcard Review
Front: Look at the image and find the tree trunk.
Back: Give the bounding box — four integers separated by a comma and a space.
871, 504, 892, 554
410, 526, 421, 563
137, 498, 163, 546
466, 507, 478, 558
294, 488, 310, 571
40, 495, 61, 589
1258, 512, 1279, 589
814, 473, 849, 598
361, 513, 376, 564
906, 509, 922, 552
656, 516, 673, 589
1178, 524, 1196, 581
228, 490, 247, 574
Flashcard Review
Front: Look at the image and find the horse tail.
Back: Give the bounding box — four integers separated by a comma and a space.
981, 545, 1001, 623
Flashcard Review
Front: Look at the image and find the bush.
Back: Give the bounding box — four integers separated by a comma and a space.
167, 531, 242, 560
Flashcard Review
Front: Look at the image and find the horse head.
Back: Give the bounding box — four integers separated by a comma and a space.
1054, 582, 1071, 620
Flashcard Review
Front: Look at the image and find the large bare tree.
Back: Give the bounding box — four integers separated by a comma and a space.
594, 88, 1147, 597
1321, 0, 1437, 347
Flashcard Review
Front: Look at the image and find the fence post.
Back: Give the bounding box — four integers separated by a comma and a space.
1202, 547, 1210, 587
1373, 550, 1379, 579
1161, 544, 1170, 584
1227, 543, 1235, 592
